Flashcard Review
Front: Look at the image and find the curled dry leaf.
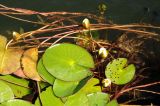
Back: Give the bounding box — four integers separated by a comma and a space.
0, 48, 24, 75
0, 35, 7, 73
0, 35, 24, 75
13, 68, 28, 78
21, 48, 41, 81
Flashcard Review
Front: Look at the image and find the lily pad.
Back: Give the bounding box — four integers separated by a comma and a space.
53, 79, 79, 97
0, 75, 32, 98
105, 58, 136, 85
106, 99, 119, 106
1, 99, 35, 106
35, 86, 63, 106
0, 80, 14, 103
37, 59, 55, 84
22, 48, 41, 81
80, 78, 101, 94
87, 92, 110, 106
64, 91, 89, 106
42, 43, 94, 81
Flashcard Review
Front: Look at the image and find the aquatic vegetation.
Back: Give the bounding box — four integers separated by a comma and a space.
105, 58, 136, 85
0, 3, 160, 106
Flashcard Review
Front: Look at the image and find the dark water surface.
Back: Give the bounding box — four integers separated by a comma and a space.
0, 0, 160, 37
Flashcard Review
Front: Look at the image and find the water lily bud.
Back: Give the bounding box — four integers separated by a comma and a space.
13, 31, 21, 41
82, 18, 90, 29
102, 78, 111, 87
98, 47, 109, 59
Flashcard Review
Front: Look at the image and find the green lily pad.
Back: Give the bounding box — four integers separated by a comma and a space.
80, 78, 101, 94
0, 80, 14, 103
42, 43, 94, 81
35, 86, 63, 106
37, 59, 55, 84
1, 99, 35, 106
64, 91, 89, 106
87, 92, 110, 106
64, 78, 101, 106
105, 58, 136, 85
53, 79, 79, 97
0, 75, 32, 98
106, 99, 119, 106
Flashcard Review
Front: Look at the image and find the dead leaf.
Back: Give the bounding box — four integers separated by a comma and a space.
21, 48, 41, 81
0, 48, 24, 75
13, 68, 28, 78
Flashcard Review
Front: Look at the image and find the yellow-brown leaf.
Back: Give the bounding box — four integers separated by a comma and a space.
21, 48, 41, 81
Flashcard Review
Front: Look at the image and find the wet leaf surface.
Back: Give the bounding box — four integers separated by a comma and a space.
43, 43, 94, 81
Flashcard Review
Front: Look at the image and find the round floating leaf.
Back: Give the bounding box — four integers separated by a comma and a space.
0, 80, 14, 103
1, 99, 35, 106
37, 59, 55, 84
105, 58, 136, 85
43, 43, 94, 81
22, 48, 41, 81
35, 86, 63, 106
64, 91, 89, 106
106, 99, 119, 106
87, 92, 110, 106
64, 78, 101, 106
53, 79, 79, 97
0, 75, 31, 98
80, 78, 101, 94
0, 48, 24, 75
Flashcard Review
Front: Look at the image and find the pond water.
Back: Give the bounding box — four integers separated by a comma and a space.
0, 0, 160, 37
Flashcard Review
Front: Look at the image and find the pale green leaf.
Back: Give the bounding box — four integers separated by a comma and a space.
0, 80, 14, 103
105, 58, 136, 85
87, 92, 110, 106
106, 99, 119, 106
0, 75, 31, 98
1, 99, 35, 106
35, 86, 63, 106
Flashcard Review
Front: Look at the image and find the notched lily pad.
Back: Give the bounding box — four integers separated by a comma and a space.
105, 58, 136, 85
37, 59, 55, 84
53, 79, 79, 97
43, 43, 94, 81
106, 99, 119, 106
87, 92, 110, 106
